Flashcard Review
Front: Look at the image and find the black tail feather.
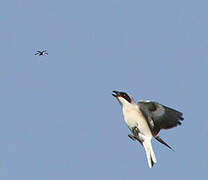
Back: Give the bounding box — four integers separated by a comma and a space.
155, 136, 174, 151
151, 157, 155, 168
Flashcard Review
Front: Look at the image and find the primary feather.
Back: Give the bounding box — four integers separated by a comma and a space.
138, 101, 183, 136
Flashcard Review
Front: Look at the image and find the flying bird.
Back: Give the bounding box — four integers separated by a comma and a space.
112, 90, 184, 168
35, 50, 48, 56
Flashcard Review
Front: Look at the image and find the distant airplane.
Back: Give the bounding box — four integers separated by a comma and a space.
35, 50, 48, 56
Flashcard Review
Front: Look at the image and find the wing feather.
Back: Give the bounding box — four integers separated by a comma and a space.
138, 101, 184, 135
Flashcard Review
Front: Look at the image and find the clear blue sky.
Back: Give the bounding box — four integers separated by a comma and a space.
1, 0, 208, 179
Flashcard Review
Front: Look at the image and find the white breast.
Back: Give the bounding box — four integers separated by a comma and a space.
122, 104, 152, 137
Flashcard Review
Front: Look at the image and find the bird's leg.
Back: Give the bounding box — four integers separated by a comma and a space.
128, 127, 139, 141
128, 127, 143, 145
128, 127, 140, 140
128, 133, 143, 145
128, 134, 136, 141
132, 127, 140, 136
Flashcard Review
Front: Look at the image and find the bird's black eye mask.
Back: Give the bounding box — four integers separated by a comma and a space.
112, 91, 131, 103
119, 92, 131, 103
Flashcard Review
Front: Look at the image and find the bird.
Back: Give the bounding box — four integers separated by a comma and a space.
112, 90, 184, 168
35, 50, 48, 56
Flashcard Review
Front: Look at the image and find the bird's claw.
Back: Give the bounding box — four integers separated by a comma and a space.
132, 127, 140, 136
128, 134, 136, 141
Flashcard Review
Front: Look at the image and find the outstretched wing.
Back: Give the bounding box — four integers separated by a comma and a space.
138, 101, 184, 135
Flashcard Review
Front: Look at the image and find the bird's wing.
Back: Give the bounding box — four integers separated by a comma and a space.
35, 52, 39, 55
138, 101, 184, 135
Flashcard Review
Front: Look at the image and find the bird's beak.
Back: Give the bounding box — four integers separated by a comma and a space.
112, 90, 120, 98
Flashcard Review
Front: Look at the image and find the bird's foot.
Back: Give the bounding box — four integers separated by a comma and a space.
128, 133, 143, 145
132, 127, 140, 136
128, 134, 136, 141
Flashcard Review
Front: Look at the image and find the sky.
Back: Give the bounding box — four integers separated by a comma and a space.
0, 0, 208, 179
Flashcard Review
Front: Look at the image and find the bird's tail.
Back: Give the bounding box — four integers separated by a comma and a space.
142, 138, 157, 168
155, 136, 174, 151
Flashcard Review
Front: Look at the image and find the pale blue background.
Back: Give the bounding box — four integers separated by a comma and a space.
0, 0, 208, 179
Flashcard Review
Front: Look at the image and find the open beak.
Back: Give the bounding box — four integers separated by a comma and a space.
112, 90, 119, 97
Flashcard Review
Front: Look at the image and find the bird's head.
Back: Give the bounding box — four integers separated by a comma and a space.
112, 90, 134, 106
